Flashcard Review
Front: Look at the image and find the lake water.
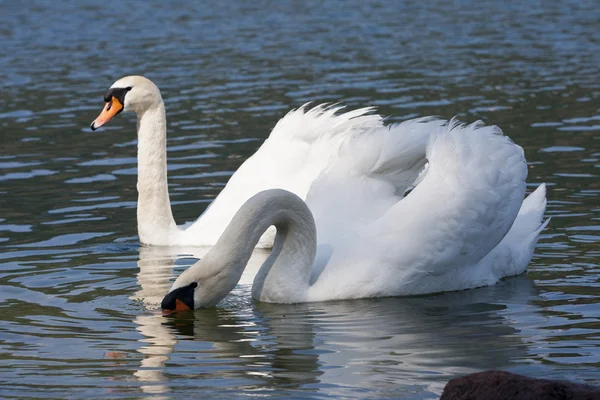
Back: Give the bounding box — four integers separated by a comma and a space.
1, 1, 599, 398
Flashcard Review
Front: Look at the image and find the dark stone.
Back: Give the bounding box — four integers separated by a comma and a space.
441, 370, 600, 400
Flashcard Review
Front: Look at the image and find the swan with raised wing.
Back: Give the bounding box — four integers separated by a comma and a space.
160, 120, 549, 310
90, 75, 446, 247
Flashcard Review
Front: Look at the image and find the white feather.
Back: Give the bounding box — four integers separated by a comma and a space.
165, 117, 548, 306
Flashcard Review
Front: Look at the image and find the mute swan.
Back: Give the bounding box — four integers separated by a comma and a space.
90, 75, 446, 247
161, 121, 549, 311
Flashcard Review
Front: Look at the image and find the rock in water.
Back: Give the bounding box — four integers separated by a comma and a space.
440, 370, 600, 400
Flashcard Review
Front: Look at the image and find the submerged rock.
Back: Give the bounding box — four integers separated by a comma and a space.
441, 370, 600, 400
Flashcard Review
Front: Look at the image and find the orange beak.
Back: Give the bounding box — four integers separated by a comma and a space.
175, 298, 192, 312
90, 97, 124, 131
162, 299, 193, 316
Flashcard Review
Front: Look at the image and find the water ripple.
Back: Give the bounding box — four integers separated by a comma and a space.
1, 0, 600, 398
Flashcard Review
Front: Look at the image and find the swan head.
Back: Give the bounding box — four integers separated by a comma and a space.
161, 255, 239, 313
90, 75, 162, 130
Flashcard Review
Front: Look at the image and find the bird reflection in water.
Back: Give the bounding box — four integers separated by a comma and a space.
131, 245, 543, 398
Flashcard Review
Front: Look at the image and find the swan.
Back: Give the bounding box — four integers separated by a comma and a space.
90, 75, 447, 247
161, 120, 549, 311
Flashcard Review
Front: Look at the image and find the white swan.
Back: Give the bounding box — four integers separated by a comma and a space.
161, 121, 549, 310
91, 75, 447, 247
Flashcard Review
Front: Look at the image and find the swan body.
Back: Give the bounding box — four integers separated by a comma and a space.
91, 76, 445, 247
161, 121, 549, 309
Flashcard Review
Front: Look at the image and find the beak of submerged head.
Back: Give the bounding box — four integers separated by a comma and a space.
90, 96, 124, 131
161, 282, 198, 315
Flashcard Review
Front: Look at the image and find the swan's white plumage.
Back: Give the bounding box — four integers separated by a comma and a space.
181, 105, 442, 247
306, 117, 444, 246
306, 120, 535, 301
183, 105, 364, 244
306, 117, 547, 301
95, 76, 549, 306
165, 118, 548, 306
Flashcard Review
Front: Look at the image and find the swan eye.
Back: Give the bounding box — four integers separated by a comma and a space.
191, 282, 198, 289
103, 87, 132, 105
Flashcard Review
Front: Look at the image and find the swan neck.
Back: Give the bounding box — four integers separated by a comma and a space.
206, 190, 317, 303
136, 103, 177, 244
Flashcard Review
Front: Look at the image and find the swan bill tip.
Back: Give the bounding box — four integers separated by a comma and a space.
161, 299, 193, 315
90, 96, 124, 131
161, 283, 196, 314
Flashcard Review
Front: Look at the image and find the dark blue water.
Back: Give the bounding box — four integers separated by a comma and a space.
1, 1, 599, 398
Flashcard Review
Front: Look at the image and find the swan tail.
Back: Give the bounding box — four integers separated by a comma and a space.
487, 183, 549, 279
505, 183, 549, 253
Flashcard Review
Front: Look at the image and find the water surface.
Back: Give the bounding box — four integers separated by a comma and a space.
1, 1, 600, 398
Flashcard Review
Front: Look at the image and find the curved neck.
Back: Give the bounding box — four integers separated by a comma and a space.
204, 189, 317, 303
136, 103, 178, 244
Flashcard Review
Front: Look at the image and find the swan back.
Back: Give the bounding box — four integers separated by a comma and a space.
306, 119, 528, 300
